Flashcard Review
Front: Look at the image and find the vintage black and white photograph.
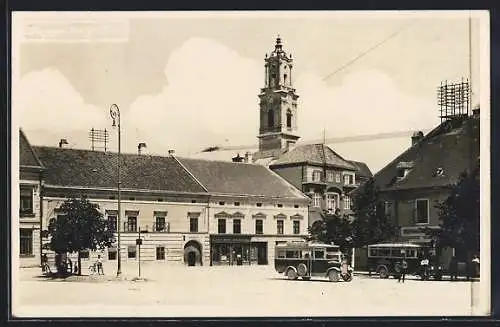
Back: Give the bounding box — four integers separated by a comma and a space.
11, 10, 490, 317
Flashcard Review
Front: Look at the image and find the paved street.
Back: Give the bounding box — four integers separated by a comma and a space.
14, 261, 484, 317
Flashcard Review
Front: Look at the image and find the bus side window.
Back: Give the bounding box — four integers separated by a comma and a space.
277, 250, 286, 258
379, 249, 390, 257
391, 249, 402, 257
407, 249, 415, 258
286, 250, 300, 258
314, 250, 325, 259
369, 248, 378, 257
303, 251, 311, 259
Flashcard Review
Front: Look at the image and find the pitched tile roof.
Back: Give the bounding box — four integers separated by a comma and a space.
269, 143, 356, 170
373, 117, 480, 191
347, 160, 373, 178
177, 157, 308, 199
19, 129, 44, 168
32, 146, 207, 194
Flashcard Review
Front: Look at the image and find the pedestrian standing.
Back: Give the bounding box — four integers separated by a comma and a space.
96, 255, 104, 275
449, 256, 458, 281
398, 258, 408, 283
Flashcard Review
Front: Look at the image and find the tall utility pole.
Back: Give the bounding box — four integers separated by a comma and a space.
109, 104, 122, 278
468, 11, 473, 114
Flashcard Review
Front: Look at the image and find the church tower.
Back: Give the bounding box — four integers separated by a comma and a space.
253, 36, 300, 161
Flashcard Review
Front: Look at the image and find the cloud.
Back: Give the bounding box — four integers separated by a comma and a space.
15, 68, 106, 133
17, 37, 440, 172
127, 37, 263, 154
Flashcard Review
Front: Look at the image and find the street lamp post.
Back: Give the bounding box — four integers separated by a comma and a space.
109, 104, 122, 277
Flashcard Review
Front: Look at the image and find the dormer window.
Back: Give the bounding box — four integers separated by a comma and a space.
396, 161, 414, 180
397, 168, 410, 179
435, 167, 444, 177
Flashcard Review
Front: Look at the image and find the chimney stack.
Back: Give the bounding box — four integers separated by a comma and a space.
59, 139, 69, 148
168, 150, 175, 156
232, 153, 244, 163
244, 151, 252, 163
411, 131, 424, 146
138, 142, 147, 155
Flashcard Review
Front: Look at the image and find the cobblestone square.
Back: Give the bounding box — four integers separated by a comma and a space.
14, 262, 484, 317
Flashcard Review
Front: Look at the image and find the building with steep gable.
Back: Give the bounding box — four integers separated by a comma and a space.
371, 109, 480, 264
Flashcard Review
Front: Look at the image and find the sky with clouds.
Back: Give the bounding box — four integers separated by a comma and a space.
12, 11, 487, 173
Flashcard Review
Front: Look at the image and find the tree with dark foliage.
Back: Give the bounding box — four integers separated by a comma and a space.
307, 209, 353, 254
48, 196, 114, 275
424, 167, 480, 260
350, 178, 398, 247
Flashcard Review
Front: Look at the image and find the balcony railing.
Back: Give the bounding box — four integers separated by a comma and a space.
302, 177, 326, 184
121, 222, 170, 233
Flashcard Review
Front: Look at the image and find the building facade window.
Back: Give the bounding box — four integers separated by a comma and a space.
128, 245, 137, 258
312, 170, 322, 182
293, 221, 300, 235
155, 216, 166, 232
415, 199, 429, 224
384, 201, 393, 217
286, 109, 292, 128
127, 216, 137, 232
20, 229, 33, 256
344, 196, 351, 210
335, 173, 341, 183
156, 246, 165, 260
277, 220, 284, 235
190, 217, 198, 233
80, 249, 90, 259
312, 193, 321, 207
343, 174, 355, 185
107, 215, 117, 233
326, 194, 337, 211
233, 219, 241, 234
108, 247, 117, 260
256, 203, 262, 207
255, 219, 263, 234
326, 171, 334, 182
218, 219, 226, 234
20, 186, 33, 215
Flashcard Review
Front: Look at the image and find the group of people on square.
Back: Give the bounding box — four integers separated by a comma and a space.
41, 253, 104, 276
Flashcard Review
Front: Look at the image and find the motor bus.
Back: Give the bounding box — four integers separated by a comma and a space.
274, 241, 353, 282
367, 243, 443, 280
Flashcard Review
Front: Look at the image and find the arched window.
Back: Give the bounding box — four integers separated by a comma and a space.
286, 109, 292, 128
284, 74, 288, 85
268, 109, 274, 127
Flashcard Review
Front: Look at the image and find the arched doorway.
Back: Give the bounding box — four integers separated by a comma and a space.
184, 240, 202, 266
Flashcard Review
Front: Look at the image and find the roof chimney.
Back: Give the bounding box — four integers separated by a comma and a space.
411, 131, 424, 146
232, 153, 244, 163
244, 151, 252, 163
138, 142, 147, 155
59, 139, 69, 148
168, 149, 175, 156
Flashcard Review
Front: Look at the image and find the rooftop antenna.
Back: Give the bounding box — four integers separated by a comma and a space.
88, 128, 109, 152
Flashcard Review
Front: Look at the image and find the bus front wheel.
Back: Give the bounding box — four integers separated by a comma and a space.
286, 268, 298, 280
378, 266, 389, 279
